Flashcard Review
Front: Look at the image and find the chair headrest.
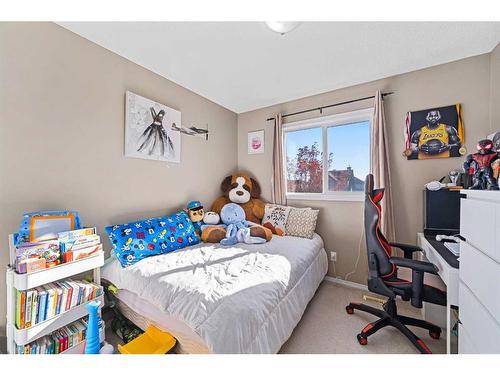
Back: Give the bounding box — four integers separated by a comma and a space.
365, 174, 374, 195
365, 174, 385, 204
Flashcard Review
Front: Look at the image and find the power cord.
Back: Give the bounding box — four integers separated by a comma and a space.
344, 226, 365, 281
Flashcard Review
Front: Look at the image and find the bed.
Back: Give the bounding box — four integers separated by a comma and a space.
101, 233, 328, 354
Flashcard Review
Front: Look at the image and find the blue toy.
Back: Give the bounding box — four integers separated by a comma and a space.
85, 300, 101, 354
219, 203, 267, 246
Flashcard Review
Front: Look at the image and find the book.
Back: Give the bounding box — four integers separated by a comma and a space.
46, 336, 53, 354
31, 289, 38, 326
81, 281, 90, 303
64, 281, 73, 311
24, 258, 46, 273
55, 330, 63, 353
40, 286, 48, 322
54, 284, 63, 316
60, 235, 100, 252
15, 290, 25, 329
36, 287, 48, 324
64, 282, 73, 310
75, 321, 86, 342
53, 331, 60, 354
54, 282, 63, 314
82, 280, 97, 301
25, 290, 33, 328
15, 240, 60, 274
65, 325, 74, 348
58, 281, 69, 314
57, 227, 96, 243
62, 328, 69, 351
70, 243, 103, 262
66, 280, 79, 308
39, 337, 46, 354
45, 284, 56, 320
36, 290, 41, 324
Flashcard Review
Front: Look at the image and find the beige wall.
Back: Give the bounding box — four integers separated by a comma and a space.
0, 22, 238, 329
491, 43, 500, 128
238, 54, 494, 285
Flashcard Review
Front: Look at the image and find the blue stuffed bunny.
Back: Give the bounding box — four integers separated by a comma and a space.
219, 203, 267, 246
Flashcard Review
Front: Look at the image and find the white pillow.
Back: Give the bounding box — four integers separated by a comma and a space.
262, 204, 291, 236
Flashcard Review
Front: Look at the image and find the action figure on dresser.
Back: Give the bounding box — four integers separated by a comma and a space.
464, 139, 499, 190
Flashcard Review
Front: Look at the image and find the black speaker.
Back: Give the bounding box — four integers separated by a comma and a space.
423, 189, 461, 235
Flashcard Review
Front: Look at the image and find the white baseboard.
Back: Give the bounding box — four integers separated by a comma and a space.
324, 276, 368, 291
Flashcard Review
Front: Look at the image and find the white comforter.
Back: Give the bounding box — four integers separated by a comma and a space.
102, 234, 327, 353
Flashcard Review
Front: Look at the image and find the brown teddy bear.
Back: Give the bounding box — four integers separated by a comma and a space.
201, 173, 272, 243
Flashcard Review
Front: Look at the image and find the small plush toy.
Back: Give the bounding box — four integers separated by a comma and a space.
187, 200, 204, 234
203, 211, 220, 225
219, 203, 267, 246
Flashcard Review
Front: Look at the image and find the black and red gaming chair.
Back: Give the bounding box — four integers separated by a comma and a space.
346, 174, 446, 354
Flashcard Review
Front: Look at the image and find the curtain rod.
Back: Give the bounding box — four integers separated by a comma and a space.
265, 92, 394, 122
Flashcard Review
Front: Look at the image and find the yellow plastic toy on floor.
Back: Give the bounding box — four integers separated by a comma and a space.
118, 325, 176, 354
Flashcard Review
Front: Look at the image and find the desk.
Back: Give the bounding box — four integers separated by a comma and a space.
417, 232, 459, 354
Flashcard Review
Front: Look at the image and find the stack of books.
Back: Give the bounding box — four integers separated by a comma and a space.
14, 227, 103, 274
15, 279, 103, 329
16, 316, 104, 354
14, 240, 60, 273
58, 227, 102, 263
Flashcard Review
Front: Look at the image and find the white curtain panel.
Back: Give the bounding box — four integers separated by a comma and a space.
272, 113, 287, 206
371, 90, 396, 241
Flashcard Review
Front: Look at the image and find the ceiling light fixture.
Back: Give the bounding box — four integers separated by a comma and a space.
265, 22, 301, 35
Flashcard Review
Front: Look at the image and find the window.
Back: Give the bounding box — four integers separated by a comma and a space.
284, 108, 372, 201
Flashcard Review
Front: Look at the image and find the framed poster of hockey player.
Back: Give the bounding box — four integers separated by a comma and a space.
403, 104, 465, 160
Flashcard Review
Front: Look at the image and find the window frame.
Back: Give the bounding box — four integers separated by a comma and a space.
283, 107, 373, 202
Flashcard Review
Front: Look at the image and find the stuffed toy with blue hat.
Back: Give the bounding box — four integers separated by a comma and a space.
187, 200, 204, 235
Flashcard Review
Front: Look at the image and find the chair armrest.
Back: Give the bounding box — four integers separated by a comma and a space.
390, 242, 422, 259
389, 257, 438, 274
389, 256, 439, 308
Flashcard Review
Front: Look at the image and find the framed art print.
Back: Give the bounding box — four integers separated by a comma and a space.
125, 91, 181, 163
248, 130, 265, 154
403, 104, 465, 160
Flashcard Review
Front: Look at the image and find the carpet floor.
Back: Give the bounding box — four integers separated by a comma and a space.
279, 281, 446, 354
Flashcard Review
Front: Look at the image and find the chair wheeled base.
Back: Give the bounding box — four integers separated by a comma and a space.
346, 298, 441, 354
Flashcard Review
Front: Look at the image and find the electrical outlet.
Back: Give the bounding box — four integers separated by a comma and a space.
330, 251, 337, 262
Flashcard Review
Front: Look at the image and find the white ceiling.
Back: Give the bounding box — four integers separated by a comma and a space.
59, 22, 500, 113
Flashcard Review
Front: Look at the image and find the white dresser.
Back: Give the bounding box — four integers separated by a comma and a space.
459, 190, 500, 354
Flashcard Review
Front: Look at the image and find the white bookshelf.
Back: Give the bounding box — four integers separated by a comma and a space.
5, 234, 105, 354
